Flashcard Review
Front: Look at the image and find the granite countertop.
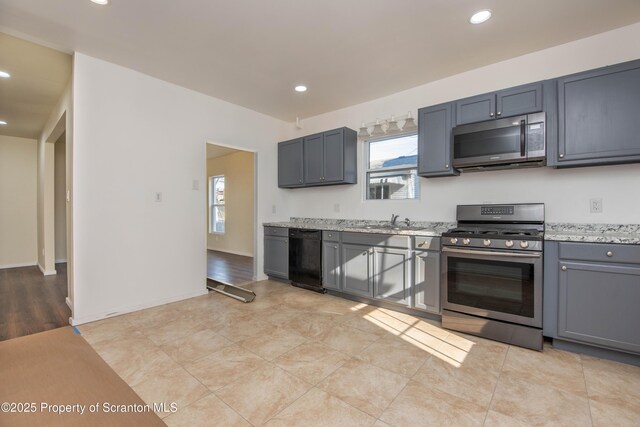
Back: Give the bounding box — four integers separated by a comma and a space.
265, 219, 640, 244
545, 223, 640, 245
263, 218, 455, 237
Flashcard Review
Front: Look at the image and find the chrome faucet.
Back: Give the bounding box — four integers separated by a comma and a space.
390, 214, 399, 226
404, 218, 411, 227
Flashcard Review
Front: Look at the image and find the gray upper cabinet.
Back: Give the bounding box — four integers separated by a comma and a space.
279, 127, 357, 188
555, 59, 640, 167
303, 133, 324, 184
497, 83, 543, 118
373, 247, 411, 306
455, 93, 496, 125
278, 139, 304, 187
418, 102, 459, 177
548, 242, 640, 355
455, 82, 543, 126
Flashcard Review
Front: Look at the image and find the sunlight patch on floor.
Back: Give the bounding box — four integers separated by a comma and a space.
361, 307, 476, 367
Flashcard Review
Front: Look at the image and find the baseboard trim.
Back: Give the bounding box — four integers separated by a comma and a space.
38, 263, 57, 276
65, 297, 73, 310
207, 248, 254, 258
0, 261, 37, 270
56, 258, 68, 264
71, 288, 208, 326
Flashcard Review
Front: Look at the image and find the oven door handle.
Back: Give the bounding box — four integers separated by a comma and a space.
442, 247, 541, 258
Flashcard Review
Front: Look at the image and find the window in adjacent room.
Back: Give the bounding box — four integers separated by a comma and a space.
365, 134, 419, 200
209, 175, 225, 233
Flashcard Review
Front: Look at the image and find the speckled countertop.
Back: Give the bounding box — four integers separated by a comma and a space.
263, 217, 454, 237
264, 218, 640, 244
545, 223, 640, 245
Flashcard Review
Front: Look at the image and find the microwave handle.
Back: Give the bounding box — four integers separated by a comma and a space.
520, 119, 526, 157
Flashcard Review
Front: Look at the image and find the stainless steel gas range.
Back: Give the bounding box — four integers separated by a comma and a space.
440, 203, 544, 351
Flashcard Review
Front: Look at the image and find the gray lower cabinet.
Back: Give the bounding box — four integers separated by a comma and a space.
322, 239, 341, 290
418, 102, 458, 177
551, 242, 640, 355
341, 244, 373, 297
263, 227, 289, 279
555, 59, 640, 167
278, 139, 304, 187
413, 250, 440, 314
373, 247, 411, 306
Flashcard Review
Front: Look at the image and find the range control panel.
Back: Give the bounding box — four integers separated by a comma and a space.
480, 205, 514, 215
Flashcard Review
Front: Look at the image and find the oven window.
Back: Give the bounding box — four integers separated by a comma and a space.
447, 257, 534, 318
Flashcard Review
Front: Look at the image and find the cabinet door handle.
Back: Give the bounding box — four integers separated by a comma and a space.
497, 111, 501, 116
561, 265, 567, 271
334, 245, 338, 249
445, 164, 449, 168
559, 154, 564, 158
606, 251, 613, 257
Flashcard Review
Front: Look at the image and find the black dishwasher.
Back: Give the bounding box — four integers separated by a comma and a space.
288, 229, 324, 293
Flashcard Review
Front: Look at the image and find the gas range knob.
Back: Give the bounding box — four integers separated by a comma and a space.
483, 239, 491, 247
462, 238, 471, 246
505, 240, 514, 248
450, 238, 458, 244
520, 241, 529, 249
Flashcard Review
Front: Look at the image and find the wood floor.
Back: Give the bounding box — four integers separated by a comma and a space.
207, 250, 254, 286
0, 263, 70, 341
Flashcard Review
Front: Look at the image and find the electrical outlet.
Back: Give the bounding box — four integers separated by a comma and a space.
154, 192, 162, 203
333, 203, 340, 213
272, 204, 276, 214
192, 179, 199, 190
590, 198, 603, 213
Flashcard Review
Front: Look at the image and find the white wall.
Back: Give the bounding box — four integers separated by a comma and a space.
0, 135, 38, 268
207, 150, 255, 257
281, 22, 640, 224
54, 134, 67, 262
71, 53, 289, 324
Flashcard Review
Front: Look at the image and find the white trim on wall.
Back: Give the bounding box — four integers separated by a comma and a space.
0, 261, 37, 270
206, 248, 253, 258
38, 262, 57, 276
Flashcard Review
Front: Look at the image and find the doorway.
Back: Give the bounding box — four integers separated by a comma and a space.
205, 142, 257, 286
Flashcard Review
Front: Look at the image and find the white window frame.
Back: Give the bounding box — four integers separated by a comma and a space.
363, 133, 420, 202
209, 175, 225, 234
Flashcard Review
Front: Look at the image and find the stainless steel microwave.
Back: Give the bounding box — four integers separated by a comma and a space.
452, 112, 546, 171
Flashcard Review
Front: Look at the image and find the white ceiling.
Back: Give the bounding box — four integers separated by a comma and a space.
1, 1, 640, 122
0, 32, 71, 139
206, 143, 243, 159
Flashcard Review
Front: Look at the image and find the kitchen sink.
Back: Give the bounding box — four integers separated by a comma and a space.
348, 225, 428, 231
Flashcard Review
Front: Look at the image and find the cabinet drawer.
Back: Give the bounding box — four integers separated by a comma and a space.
323, 231, 340, 242
559, 242, 640, 264
264, 226, 289, 237
342, 232, 410, 249
415, 236, 440, 251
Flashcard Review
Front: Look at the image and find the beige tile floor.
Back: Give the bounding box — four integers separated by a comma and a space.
78, 280, 640, 426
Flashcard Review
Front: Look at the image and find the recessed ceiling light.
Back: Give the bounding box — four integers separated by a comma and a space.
90, 0, 109, 5
469, 10, 492, 24
294, 85, 307, 93
0, 70, 10, 78
0, 120, 7, 126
